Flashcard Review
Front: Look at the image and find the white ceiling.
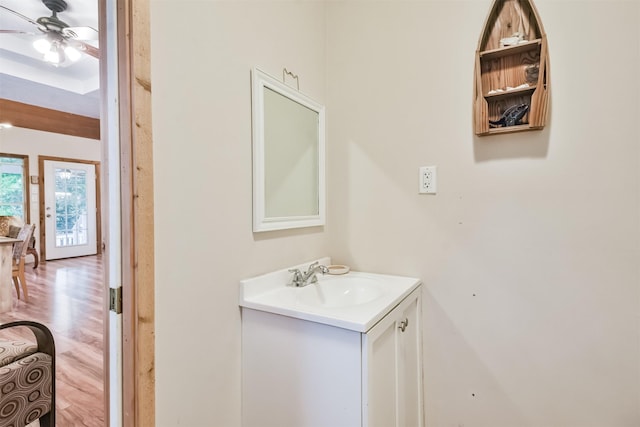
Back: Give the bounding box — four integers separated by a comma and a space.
0, 0, 100, 118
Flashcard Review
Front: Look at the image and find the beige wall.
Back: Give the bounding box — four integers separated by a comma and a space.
150, 2, 328, 425
326, 1, 640, 426
0, 126, 101, 169
151, 0, 640, 426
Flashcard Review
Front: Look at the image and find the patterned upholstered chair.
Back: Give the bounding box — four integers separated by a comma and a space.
0, 321, 55, 427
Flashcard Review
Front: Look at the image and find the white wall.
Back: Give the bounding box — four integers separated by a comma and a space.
150, 2, 328, 425
151, 0, 640, 426
326, 1, 640, 426
0, 126, 101, 258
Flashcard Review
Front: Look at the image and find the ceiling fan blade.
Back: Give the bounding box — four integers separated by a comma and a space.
0, 29, 36, 35
0, 5, 39, 27
62, 26, 98, 41
69, 39, 100, 59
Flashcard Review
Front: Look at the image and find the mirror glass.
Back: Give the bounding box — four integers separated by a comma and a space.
252, 68, 325, 232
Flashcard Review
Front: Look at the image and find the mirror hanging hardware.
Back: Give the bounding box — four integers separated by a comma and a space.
398, 318, 409, 332
282, 68, 300, 91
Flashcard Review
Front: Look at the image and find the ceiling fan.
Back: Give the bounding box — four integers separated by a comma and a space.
0, 0, 99, 64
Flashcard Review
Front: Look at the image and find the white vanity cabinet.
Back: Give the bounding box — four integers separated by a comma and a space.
241, 286, 423, 427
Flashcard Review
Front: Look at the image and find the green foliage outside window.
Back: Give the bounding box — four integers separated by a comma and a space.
0, 157, 25, 219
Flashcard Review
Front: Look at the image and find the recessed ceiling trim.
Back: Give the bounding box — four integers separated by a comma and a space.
0, 0, 99, 115
0, 56, 98, 94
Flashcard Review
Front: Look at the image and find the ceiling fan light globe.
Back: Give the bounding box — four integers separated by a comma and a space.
65, 46, 81, 62
44, 49, 61, 64
33, 38, 52, 54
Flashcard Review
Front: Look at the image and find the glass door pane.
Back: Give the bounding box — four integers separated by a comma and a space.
54, 167, 89, 248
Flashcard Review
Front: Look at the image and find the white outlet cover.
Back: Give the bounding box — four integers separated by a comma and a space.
419, 166, 437, 194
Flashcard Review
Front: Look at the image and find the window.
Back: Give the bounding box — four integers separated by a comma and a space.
0, 154, 29, 223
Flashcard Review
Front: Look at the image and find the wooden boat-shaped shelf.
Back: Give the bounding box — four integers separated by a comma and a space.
474, 0, 550, 136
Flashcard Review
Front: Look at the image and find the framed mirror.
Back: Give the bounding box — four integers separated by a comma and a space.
252, 68, 325, 232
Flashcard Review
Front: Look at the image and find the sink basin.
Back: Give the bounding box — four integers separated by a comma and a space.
296, 276, 383, 308
240, 258, 421, 332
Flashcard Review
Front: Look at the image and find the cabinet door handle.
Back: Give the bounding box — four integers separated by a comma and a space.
398, 318, 409, 332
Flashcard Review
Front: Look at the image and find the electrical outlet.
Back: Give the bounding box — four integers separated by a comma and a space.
419, 166, 437, 194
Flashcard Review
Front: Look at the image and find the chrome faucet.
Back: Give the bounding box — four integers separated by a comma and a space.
288, 261, 329, 287
303, 261, 329, 284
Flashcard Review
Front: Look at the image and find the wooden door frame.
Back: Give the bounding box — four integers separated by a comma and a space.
37, 156, 102, 262
102, 0, 155, 425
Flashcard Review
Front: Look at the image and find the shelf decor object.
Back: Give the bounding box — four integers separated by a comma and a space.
474, 0, 550, 136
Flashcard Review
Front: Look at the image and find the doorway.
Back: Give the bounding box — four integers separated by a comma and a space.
40, 157, 101, 261
0, 0, 152, 423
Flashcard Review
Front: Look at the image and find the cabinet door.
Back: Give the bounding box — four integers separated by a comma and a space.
363, 288, 423, 427
364, 312, 398, 427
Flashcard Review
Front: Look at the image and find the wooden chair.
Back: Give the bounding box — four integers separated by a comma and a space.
27, 237, 39, 269
12, 224, 35, 302
2, 217, 39, 269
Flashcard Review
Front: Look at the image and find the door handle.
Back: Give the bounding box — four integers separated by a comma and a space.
398, 318, 409, 332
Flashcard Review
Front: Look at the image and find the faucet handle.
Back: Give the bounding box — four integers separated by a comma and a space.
288, 268, 303, 286
312, 265, 329, 282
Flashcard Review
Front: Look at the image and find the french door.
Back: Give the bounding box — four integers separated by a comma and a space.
43, 159, 98, 260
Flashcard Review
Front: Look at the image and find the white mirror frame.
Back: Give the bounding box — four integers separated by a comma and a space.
252, 67, 326, 232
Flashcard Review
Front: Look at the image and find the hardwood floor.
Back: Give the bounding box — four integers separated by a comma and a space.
0, 255, 105, 426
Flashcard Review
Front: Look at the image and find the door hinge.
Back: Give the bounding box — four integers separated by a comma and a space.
109, 287, 122, 314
